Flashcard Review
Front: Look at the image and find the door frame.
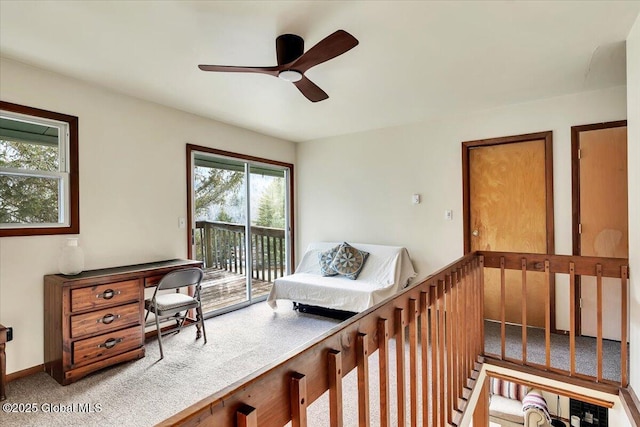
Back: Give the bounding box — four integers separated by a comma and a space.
570, 120, 627, 336
462, 130, 555, 330
186, 144, 295, 299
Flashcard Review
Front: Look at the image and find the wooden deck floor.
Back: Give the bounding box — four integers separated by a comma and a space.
200, 269, 274, 313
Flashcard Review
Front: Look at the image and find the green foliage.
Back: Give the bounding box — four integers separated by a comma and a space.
255, 179, 285, 228
0, 139, 59, 223
215, 208, 233, 223
194, 167, 244, 219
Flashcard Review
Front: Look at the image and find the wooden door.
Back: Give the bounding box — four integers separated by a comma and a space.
464, 132, 554, 328
573, 122, 628, 340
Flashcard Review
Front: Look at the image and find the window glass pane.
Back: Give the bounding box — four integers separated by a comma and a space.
194, 165, 245, 223
0, 174, 60, 224
0, 137, 59, 172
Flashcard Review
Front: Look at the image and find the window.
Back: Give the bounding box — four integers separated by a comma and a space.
0, 101, 79, 236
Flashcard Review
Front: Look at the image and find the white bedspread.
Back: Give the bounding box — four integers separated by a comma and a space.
267, 242, 417, 313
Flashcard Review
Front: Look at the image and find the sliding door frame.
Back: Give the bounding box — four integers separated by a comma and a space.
186, 144, 295, 289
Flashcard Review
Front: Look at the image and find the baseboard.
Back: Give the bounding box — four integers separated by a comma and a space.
7, 364, 45, 382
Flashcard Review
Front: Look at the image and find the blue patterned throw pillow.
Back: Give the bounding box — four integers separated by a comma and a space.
330, 242, 369, 280
319, 244, 341, 276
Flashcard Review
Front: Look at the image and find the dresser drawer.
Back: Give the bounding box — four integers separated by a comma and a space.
72, 326, 143, 367
70, 302, 140, 339
144, 274, 164, 288
71, 279, 140, 312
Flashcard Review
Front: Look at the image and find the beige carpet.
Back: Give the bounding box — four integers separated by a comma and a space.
0, 302, 343, 427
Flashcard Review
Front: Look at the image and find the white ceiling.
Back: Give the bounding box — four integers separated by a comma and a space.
1, 1, 638, 142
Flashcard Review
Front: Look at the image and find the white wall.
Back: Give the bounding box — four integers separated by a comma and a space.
0, 58, 295, 374
627, 14, 640, 391
297, 85, 627, 331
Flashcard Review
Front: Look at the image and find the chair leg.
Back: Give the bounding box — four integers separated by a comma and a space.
196, 306, 207, 344
154, 309, 164, 360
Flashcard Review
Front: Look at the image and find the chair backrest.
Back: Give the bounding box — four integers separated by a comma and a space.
157, 267, 204, 291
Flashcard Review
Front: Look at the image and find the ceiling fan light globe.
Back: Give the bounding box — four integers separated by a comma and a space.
278, 70, 303, 82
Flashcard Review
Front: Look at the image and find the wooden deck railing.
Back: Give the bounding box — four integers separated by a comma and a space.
478, 251, 629, 387
195, 220, 286, 283
161, 253, 484, 427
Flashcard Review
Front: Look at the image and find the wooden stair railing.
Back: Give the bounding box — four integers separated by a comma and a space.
159, 253, 485, 427
478, 251, 629, 388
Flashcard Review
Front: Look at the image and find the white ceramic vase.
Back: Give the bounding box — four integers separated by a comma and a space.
58, 237, 85, 275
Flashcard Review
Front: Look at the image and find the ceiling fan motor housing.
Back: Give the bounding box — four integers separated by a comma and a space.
276, 34, 304, 66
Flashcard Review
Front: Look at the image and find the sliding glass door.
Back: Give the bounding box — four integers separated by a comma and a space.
189, 147, 292, 315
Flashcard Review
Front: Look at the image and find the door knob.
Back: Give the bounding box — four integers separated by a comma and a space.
472, 230, 479, 237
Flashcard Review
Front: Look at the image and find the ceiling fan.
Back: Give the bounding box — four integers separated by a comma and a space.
198, 30, 359, 102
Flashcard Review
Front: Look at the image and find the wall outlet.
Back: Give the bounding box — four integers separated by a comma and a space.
445, 210, 453, 220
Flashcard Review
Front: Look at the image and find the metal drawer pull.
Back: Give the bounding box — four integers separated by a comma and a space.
96, 289, 121, 299
96, 314, 120, 324
98, 337, 123, 349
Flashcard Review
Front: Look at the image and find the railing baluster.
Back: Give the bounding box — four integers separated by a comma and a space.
236, 405, 257, 427
239, 229, 244, 274
521, 257, 528, 364
279, 236, 284, 278
253, 234, 258, 279
461, 265, 468, 385
395, 308, 406, 427
409, 298, 418, 427
545, 260, 551, 369
596, 264, 603, 382
419, 292, 429, 427
470, 260, 477, 373
357, 333, 370, 427
438, 279, 445, 427
208, 224, 214, 268
450, 271, 459, 413
267, 236, 272, 283
500, 256, 506, 360
479, 256, 485, 355
377, 318, 390, 427
457, 266, 465, 398
291, 373, 307, 427
622, 265, 629, 387
328, 350, 343, 427
445, 275, 453, 424
429, 285, 438, 427
569, 261, 576, 376
234, 231, 239, 273
472, 258, 480, 358
260, 235, 266, 281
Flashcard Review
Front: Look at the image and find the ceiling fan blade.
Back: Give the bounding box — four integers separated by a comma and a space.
290, 30, 358, 73
293, 76, 329, 102
198, 64, 281, 77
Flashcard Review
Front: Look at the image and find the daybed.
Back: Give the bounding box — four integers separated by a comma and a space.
266, 242, 416, 313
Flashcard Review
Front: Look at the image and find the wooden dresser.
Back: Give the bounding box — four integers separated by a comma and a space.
44, 259, 201, 385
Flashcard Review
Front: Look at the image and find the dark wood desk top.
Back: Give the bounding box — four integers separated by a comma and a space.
44, 259, 203, 287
